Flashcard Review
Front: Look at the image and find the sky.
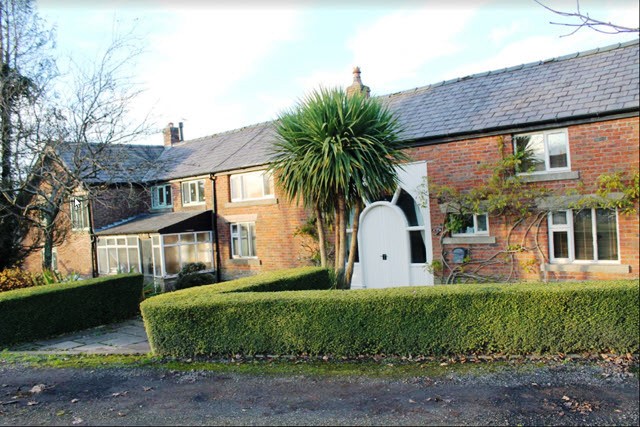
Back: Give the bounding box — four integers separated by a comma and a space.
38, 0, 639, 146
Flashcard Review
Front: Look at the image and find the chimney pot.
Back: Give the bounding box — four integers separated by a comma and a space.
163, 122, 181, 147
346, 66, 370, 98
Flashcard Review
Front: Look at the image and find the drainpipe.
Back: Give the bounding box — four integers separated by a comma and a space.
88, 195, 97, 278
210, 174, 221, 283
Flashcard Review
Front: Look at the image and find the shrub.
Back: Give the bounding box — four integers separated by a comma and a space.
0, 268, 36, 292
141, 277, 638, 358
142, 267, 332, 353
174, 262, 215, 290
0, 274, 144, 347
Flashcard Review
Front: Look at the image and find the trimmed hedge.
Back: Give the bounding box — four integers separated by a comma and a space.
141, 274, 639, 358
0, 274, 143, 347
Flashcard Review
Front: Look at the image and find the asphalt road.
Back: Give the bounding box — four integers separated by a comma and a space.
0, 360, 638, 426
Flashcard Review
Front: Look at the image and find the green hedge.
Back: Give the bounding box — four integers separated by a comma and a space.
141, 274, 639, 357
0, 274, 143, 347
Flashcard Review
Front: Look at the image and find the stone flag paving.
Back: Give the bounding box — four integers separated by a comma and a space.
9, 317, 150, 354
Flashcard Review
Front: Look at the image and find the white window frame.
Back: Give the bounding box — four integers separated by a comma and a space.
151, 184, 173, 209
230, 222, 257, 258
181, 180, 206, 206
548, 209, 620, 264
513, 128, 571, 174
451, 213, 489, 236
96, 235, 141, 275
230, 171, 274, 202
70, 198, 90, 231
161, 231, 213, 277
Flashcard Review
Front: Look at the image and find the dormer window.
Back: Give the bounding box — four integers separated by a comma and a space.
151, 184, 172, 209
230, 171, 273, 202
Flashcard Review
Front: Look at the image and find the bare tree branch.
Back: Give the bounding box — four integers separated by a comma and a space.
536, 0, 639, 37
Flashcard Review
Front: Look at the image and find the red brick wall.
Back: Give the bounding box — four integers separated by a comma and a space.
92, 185, 150, 229
214, 173, 312, 280
23, 201, 94, 277
407, 116, 639, 281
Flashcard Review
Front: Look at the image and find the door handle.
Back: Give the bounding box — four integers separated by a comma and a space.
381, 254, 387, 260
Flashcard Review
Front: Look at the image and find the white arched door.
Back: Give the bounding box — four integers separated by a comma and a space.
359, 203, 410, 288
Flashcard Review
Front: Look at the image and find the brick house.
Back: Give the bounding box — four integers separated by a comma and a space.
23, 39, 639, 287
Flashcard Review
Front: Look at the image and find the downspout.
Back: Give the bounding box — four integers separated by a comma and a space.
210, 174, 221, 283
88, 195, 97, 278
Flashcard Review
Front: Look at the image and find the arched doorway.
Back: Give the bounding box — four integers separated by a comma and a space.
359, 203, 410, 288
350, 161, 433, 288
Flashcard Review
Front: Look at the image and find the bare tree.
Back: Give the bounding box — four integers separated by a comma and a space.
0, 6, 153, 271
536, 0, 639, 36
0, 0, 56, 268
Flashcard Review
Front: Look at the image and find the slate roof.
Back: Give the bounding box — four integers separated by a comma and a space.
58, 142, 165, 184
381, 39, 639, 142
145, 121, 276, 182
95, 210, 212, 235
146, 39, 639, 182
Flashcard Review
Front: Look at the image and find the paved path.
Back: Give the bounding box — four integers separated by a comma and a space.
8, 317, 150, 354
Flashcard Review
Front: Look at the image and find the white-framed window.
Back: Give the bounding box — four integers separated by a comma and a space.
151, 184, 172, 209
96, 236, 141, 275
162, 232, 213, 276
230, 222, 257, 258
548, 208, 619, 263
230, 171, 274, 202
42, 247, 58, 271
513, 128, 570, 174
450, 213, 489, 236
70, 198, 90, 230
181, 180, 205, 206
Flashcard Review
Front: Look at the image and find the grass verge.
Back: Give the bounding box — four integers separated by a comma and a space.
2, 351, 636, 379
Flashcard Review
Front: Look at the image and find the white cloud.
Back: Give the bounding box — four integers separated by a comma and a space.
139, 8, 301, 138
345, 7, 479, 91
489, 21, 522, 44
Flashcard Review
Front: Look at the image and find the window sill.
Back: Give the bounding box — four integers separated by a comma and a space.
443, 236, 496, 244
543, 263, 630, 274
225, 198, 278, 208
182, 202, 206, 207
518, 171, 579, 183
229, 258, 261, 266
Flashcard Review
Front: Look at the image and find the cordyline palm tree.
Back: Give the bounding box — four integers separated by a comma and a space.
269, 87, 407, 288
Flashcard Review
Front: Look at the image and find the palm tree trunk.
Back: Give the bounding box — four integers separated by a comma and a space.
335, 194, 347, 287
314, 203, 327, 267
344, 199, 362, 289
333, 208, 341, 271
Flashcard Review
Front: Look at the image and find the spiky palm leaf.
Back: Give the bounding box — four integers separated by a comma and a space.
270, 87, 407, 211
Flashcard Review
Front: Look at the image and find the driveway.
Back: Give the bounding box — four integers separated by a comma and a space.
0, 358, 637, 425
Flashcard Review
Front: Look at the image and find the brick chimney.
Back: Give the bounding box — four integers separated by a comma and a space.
346, 67, 370, 98
163, 122, 182, 147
